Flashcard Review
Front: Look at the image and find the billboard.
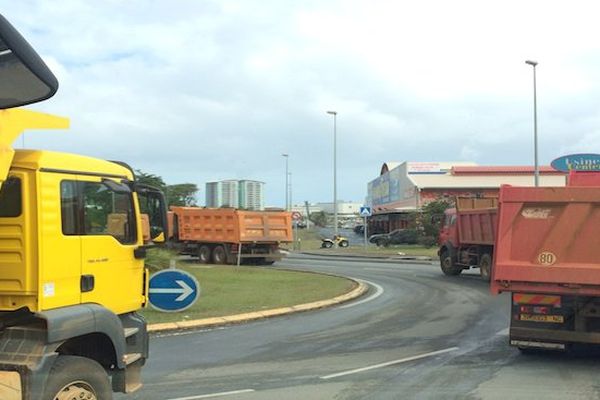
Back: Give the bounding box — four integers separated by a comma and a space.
551, 154, 600, 172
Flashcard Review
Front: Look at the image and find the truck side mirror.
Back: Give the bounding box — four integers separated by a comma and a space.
135, 184, 168, 244
0, 14, 59, 109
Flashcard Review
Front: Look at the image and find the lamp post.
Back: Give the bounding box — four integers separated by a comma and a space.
282, 153, 289, 210
525, 60, 539, 187
326, 110, 338, 244
288, 171, 292, 211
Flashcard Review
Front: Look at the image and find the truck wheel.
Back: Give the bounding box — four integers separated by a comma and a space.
440, 248, 461, 276
198, 245, 211, 264
43, 355, 112, 400
339, 240, 349, 248
212, 245, 227, 264
479, 253, 492, 281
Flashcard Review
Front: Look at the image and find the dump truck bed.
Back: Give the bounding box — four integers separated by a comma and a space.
171, 207, 292, 243
491, 185, 600, 296
455, 197, 498, 246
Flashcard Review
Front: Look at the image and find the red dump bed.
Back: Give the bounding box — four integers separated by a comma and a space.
455, 198, 498, 246
491, 184, 600, 296
170, 207, 293, 244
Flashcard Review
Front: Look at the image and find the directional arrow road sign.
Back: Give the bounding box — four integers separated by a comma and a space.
149, 269, 200, 312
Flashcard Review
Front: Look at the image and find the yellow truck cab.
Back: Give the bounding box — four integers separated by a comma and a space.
0, 14, 168, 400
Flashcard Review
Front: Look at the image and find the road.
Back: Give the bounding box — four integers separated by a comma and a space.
119, 254, 600, 400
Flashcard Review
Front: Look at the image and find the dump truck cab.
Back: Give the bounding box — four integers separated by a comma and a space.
0, 13, 168, 400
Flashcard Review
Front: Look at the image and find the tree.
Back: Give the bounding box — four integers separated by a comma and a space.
166, 183, 198, 207
135, 170, 166, 191
309, 211, 327, 227
417, 199, 453, 246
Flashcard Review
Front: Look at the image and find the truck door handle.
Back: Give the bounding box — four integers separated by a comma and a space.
81, 275, 95, 292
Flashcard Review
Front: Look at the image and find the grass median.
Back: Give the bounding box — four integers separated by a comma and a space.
142, 250, 356, 324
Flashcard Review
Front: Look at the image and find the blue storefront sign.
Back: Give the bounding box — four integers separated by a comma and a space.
551, 153, 600, 172
149, 269, 200, 312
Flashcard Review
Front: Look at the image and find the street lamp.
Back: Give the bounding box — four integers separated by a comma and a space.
525, 60, 539, 187
282, 153, 289, 210
288, 171, 292, 211
326, 110, 338, 244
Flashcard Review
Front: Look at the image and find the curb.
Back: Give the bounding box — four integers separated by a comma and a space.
297, 252, 435, 265
148, 279, 368, 333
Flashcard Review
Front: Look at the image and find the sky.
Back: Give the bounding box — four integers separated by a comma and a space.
3, 0, 600, 207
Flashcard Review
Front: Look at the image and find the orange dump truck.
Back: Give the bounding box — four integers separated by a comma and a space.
169, 207, 293, 265
492, 172, 600, 351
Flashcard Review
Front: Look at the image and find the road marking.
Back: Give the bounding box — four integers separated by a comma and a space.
320, 347, 459, 380
337, 278, 383, 309
495, 327, 509, 336
167, 389, 255, 400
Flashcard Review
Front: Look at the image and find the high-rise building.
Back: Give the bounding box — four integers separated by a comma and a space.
239, 180, 265, 210
205, 180, 239, 208
205, 179, 264, 210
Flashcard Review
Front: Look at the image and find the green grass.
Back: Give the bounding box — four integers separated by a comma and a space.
141, 262, 355, 324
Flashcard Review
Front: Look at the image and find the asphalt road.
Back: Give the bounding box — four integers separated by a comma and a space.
118, 254, 600, 400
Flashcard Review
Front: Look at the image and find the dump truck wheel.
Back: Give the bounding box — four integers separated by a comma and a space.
479, 253, 492, 281
198, 245, 211, 264
44, 355, 112, 400
339, 240, 349, 248
212, 245, 227, 264
440, 248, 461, 276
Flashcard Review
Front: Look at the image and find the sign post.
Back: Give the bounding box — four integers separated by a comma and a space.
359, 206, 372, 249
291, 211, 302, 251
149, 269, 200, 312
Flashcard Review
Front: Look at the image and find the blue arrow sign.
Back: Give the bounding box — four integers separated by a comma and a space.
149, 269, 200, 312
359, 206, 372, 217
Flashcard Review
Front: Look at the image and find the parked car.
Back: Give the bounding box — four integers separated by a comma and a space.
369, 229, 418, 247
353, 224, 364, 235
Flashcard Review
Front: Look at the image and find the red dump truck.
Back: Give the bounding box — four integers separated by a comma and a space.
491, 172, 600, 351
169, 207, 292, 265
438, 197, 498, 280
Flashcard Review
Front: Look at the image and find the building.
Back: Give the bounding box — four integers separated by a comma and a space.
239, 180, 265, 210
367, 161, 567, 233
205, 179, 265, 210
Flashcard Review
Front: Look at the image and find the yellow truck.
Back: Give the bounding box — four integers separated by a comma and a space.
0, 14, 167, 399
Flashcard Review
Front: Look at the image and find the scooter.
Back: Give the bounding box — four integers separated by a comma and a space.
321, 235, 349, 248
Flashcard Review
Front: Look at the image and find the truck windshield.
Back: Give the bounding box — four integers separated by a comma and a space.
0, 177, 21, 217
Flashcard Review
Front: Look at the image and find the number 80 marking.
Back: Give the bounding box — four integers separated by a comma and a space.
538, 251, 556, 266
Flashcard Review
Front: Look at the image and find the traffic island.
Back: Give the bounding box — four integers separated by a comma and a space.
144, 265, 366, 332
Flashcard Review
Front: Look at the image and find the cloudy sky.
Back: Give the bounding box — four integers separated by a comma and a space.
4, 1, 600, 207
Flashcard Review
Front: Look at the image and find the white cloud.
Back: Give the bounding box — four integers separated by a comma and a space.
3, 0, 600, 206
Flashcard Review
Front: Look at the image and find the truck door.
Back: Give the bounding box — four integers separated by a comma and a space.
77, 176, 144, 314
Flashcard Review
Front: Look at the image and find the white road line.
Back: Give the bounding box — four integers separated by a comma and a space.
167, 389, 255, 400
495, 327, 509, 336
320, 347, 459, 380
337, 278, 384, 309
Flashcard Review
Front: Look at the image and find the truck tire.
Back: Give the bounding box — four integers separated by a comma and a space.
479, 253, 492, 281
440, 248, 461, 276
198, 245, 211, 264
212, 245, 227, 264
43, 355, 112, 400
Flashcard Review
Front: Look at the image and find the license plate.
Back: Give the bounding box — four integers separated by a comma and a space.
520, 314, 564, 323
